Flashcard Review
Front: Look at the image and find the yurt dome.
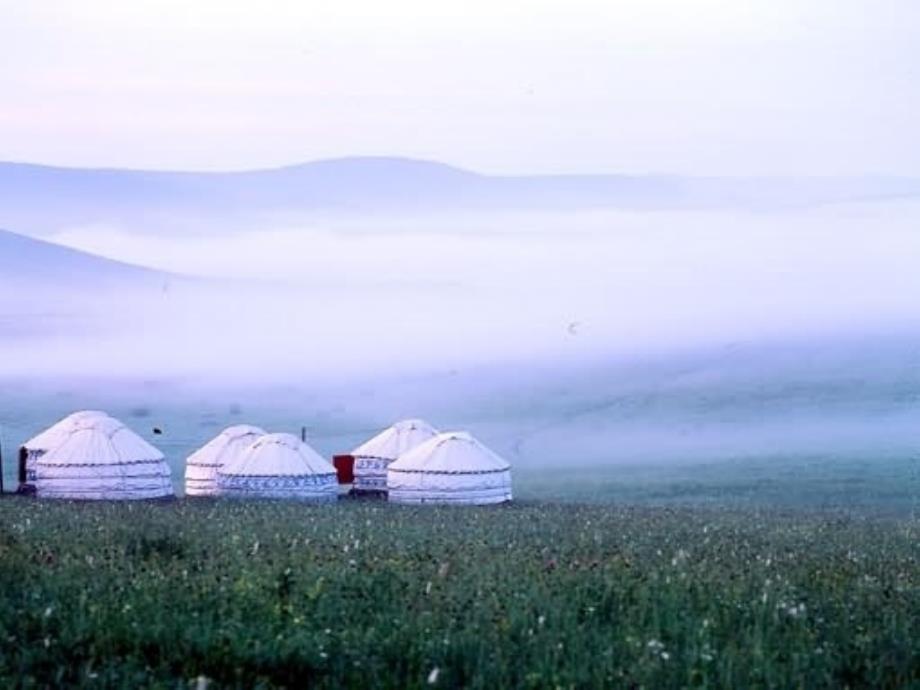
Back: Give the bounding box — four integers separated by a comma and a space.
35, 415, 174, 500
19, 411, 113, 491
351, 419, 438, 493
387, 431, 512, 505
217, 432, 338, 501
185, 425, 266, 497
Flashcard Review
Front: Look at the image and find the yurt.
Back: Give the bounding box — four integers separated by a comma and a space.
351, 419, 439, 494
35, 415, 174, 500
185, 425, 266, 496
217, 433, 338, 501
18, 410, 112, 493
387, 431, 512, 505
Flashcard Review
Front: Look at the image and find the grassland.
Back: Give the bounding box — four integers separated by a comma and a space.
515, 456, 920, 516
0, 497, 917, 689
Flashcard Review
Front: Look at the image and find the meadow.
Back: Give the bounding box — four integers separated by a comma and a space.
0, 496, 917, 689
0, 360, 918, 688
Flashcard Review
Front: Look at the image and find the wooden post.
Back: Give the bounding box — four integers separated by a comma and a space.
301, 426, 307, 442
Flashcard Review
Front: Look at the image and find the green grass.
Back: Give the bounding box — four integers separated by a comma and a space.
0, 498, 917, 689
517, 456, 920, 516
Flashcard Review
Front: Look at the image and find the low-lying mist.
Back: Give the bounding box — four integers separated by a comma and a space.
1, 201, 919, 475
18, 199, 920, 380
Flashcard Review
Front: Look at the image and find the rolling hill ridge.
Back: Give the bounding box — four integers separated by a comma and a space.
2, 157, 919, 236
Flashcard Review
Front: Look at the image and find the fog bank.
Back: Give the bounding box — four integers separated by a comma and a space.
0, 200, 912, 380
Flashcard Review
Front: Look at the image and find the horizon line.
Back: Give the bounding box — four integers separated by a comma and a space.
1, 156, 917, 181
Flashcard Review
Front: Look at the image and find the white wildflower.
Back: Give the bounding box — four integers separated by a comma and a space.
785, 603, 807, 618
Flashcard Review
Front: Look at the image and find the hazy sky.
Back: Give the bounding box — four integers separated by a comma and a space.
1, 0, 918, 175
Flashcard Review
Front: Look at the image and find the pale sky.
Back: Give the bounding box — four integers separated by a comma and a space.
1, 0, 918, 175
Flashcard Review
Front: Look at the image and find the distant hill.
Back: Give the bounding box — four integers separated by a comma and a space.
0, 228, 169, 287
0, 227, 179, 318
0, 228, 180, 338
2, 157, 920, 236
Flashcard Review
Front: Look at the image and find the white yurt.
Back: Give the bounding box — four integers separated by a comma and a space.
19, 410, 112, 492
217, 433, 338, 501
351, 419, 439, 493
185, 425, 266, 497
35, 415, 174, 500
387, 431, 512, 505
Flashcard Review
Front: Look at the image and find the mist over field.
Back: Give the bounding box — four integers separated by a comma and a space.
4, 5, 920, 687
2, 169, 919, 489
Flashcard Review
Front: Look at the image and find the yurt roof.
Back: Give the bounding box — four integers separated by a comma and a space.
221, 432, 336, 477
23, 410, 112, 451
351, 418, 439, 459
388, 431, 510, 475
187, 424, 266, 465
39, 415, 164, 466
